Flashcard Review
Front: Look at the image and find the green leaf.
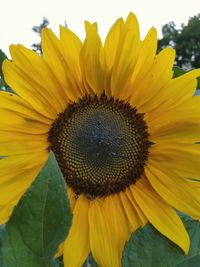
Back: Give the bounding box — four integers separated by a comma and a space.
122, 217, 200, 267
173, 66, 186, 78
0, 50, 9, 91
0, 49, 7, 80
175, 255, 200, 267
83, 253, 98, 267
2, 152, 72, 267
0, 50, 15, 93
173, 66, 200, 90
0, 225, 5, 266
54, 257, 64, 267
197, 77, 200, 90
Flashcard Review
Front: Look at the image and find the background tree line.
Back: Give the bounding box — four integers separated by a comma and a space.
158, 13, 200, 70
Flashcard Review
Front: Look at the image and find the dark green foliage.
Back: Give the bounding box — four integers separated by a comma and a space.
83, 253, 98, 267
0, 225, 5, 266
0, 49, 8, 91
173, 66, 186, 78
0, 50, 15, 93
0, 50, 7, 81
54, 257, 64, 267
176, 255, 200, 267
122, 217, 200, 267
173, 66, 200, 90
158, 14, 200, 69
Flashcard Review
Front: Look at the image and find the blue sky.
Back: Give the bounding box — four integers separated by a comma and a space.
0, 0, 200, 55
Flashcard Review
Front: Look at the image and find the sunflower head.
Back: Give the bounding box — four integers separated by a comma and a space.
48, 93, 151, 197
1, 12, 200, 267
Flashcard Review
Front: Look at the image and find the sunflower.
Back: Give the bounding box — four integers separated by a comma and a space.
1, 12, 200, 267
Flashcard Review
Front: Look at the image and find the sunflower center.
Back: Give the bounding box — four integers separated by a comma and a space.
48, 94, 150, 198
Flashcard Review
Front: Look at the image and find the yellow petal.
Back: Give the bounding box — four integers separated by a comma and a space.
59, 26, 84, 96
130, 48, 175, 111
67, 186, 76, 211
0, 91, 52, 125
0, 131, 46, 143
0, 152, 48, 184
146, 69, 200, 114
0, 129, 48, 156
146, 162, 200, 219
80, 21, 105, 95
55, 242, 64, 258
104, 17, 124, 95
0, 109, 50, 134
125, 187, 148, 226
131, 177, 190, 253
0, 139, 47, 156
0, 203, 16, 224
110, 13, 141, 99
42, 28, 81, 101
147, 95, 200, 132
0, 152, 48, 205
147, 96, 200, 143
3, 60, 58, 118
0, 164, 44, 205
6, 45, 67, 112
104, 18, 124, 71
149, 121, 200, 143
130, 27, 157, 85
64, 195, 90, 267
89, 195, 130, 267
119, 190, 141, 232
149, 143, 200, 179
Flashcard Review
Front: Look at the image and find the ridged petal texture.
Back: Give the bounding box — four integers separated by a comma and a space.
1, 12, 200, 267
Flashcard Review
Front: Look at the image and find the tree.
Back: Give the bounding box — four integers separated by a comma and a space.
31, 17, 49, 54
158, 14, 200, 70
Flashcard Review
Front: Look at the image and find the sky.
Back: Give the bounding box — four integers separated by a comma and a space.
0, 0, 200, 56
